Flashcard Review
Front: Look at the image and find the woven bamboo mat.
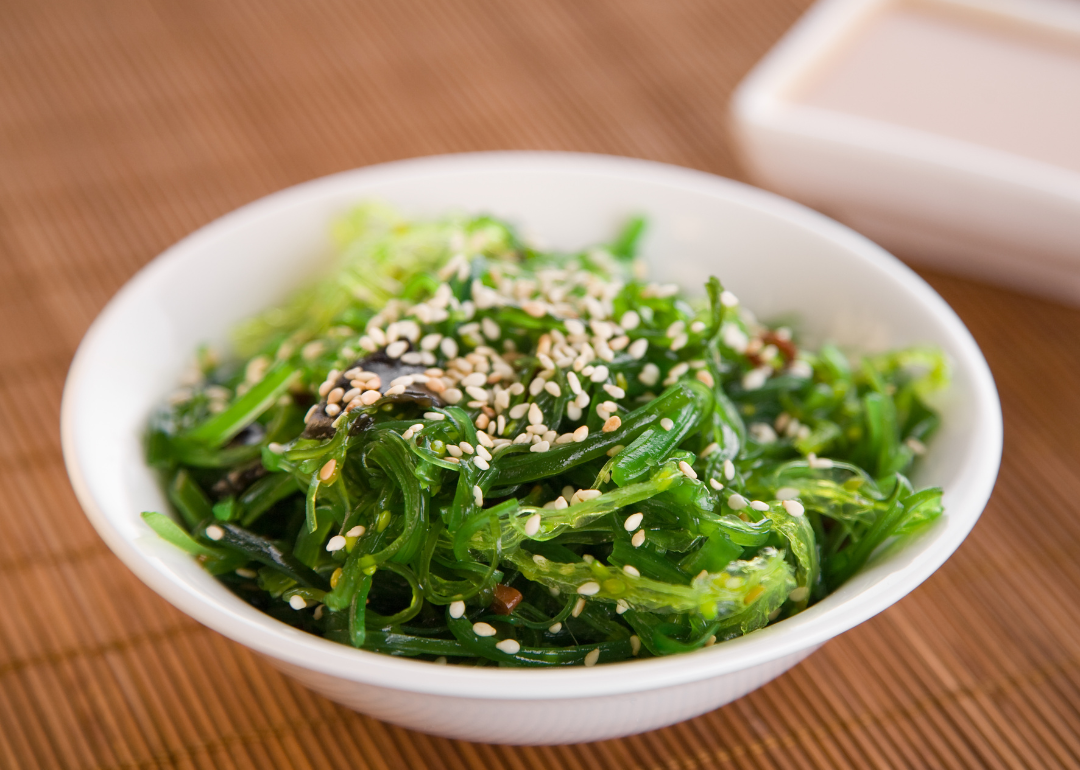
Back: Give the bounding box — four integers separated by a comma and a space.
1, 0, 1077, 767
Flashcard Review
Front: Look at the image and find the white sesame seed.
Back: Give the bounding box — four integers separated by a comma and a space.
566, 371, 582, 395
566, 404, 582, 421
319, 459, 337, 481
440, 337, 459, 359
572, 597, 586, 617
465, 386, 489, 402
575, 391, 590, 408
482, 317, 502, 340
776, 487, 799, 500
623, 564, 640, 578
423, 412, 444, 422
603, 383, 625, 399
660, 417, 674, 431
205, 524, 224, 541
709, 478, 724, 491
696, 369, 715, 388
750, 500, 769, 511
326, 535, 347, 552
691, 321, 707, 334
782, 500, 806, 517
528, 403, 544, 425
447, 445, 463, 458
590, 365, 610, 383
473, 456, 490, 470
529, 377, 546, 397
565, 318, 585, 336
524, 513, 541, 536
495, 639, 521, 654
670, 333, 688, 351
448, 600, 466, 618
570, 425, 588, 443
544, 381, 562, 397
522, 300, 547, 318
629, 635, 641, 655
476, 442, 493, 458
530, 440, 550, 453
473, 486, 484, 506
750, 422, 778, 443
602, 415, 622, 433
742, 367, 770, 391
678, 460, 698, 479
578, 581, 601, 596
359, 390, 381, 405
666, 320, 685, 338
624, 512, 643, 531
628, 338, 649, 359
583, 648, 600, 667
385, 340, 408, 359
727, 493, 748, 510
720, 290, 739, 307
288, 595, 307, 610
235, 568, 258, 579
631, 529, 646, 548
724, 459, 735, 480
615, 599, 630, 614
347, 525, 366, 537
548, 622, 563, 634
473, 622, 497, 637
571, 489, 602, 505
606, 444, 624, 457
553, 497, 568, 510
639, 362, 660, 386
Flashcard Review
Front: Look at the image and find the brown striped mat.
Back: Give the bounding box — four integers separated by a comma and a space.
1, 0, 1075, 767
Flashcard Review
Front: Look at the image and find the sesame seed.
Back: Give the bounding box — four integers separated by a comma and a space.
623, 565, 640, 577
569, 425, 588, 443
473, 486, 484, 506
590, 365, 610, 383
615, 599, 630, 614
660, 417, 674, 431
566, 371, 582, 395
289, 595, 307, 610
775, 487, 799, 500
639, 362, 660, 386
727, 493, 749, 510
465, 386, 490, 402
205, 525, 224, 541
458, 442, 474, 455
603, 383, 625, 399
720, 290, 739, 307
385, 340, 409, 359
440, 337, 459, 358
447, 445, 463, 458
788, 586, 810, 603
742, 367, 770, 390
606, 444, 624, 457
267, 442, 285, 454
530, 440, 550, 453
319, 459, 337, 481
524, 513, 542, 536
327, 387, 344, 405
572, 597, 587, 617
323, 403, 341, 417
528, 403, 544, 425
623, 513, 644, 533
670, 333, 689, 351
578, 581, 601, 596
544, 381, 562, 397
553, 497, 568, 510
473, 456, 490, 470
583, 648, 600, 667
565, 318, 585, 335
632, 530, 645, 547
691, 321, 707, 333
724, 459, 735, 480
359, 390, 381, 405
529, 377, 546, 396
473, 622, 497, 637
326, 535, 347, 552
678, 460, 698, 479
482, 317, 501, 340
424, 411, 446, 421
627, 338, 649, 359
567, 404, 582, 421
235, 568, 258, 579
449, 600, 466, 618
602, 416, 622, 433
696, 369, 715, 388
522, 300, 547, 318
710, 478, 724, 491
346, 525, 366, 537
548, 622, 563, 634
750, 500, 769, 511
495, 639, 521, 654
630, 635, 641, 655
782, 500, 806, 517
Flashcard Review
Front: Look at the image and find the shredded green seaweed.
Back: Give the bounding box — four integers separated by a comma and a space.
143, 204, 947, 666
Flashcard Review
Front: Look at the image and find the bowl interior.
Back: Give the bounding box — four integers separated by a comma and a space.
61, 152, 1001, 699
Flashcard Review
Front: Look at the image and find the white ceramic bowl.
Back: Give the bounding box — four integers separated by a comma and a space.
61, 152, 1002, 745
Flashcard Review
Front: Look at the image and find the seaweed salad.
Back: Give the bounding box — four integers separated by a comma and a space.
143, 204, 947, 667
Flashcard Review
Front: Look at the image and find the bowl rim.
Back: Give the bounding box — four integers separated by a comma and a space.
61, 151, 1002, 700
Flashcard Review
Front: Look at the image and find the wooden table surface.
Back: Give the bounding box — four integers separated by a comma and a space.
3, 0, 1078, 767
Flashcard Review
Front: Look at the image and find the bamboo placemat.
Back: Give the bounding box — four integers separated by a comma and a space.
1, 0, 1076, 767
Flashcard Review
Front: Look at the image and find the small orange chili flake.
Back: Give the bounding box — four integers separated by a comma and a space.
490, 584, 523, 615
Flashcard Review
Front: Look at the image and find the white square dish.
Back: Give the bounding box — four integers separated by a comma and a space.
731, 0, 1080, 304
